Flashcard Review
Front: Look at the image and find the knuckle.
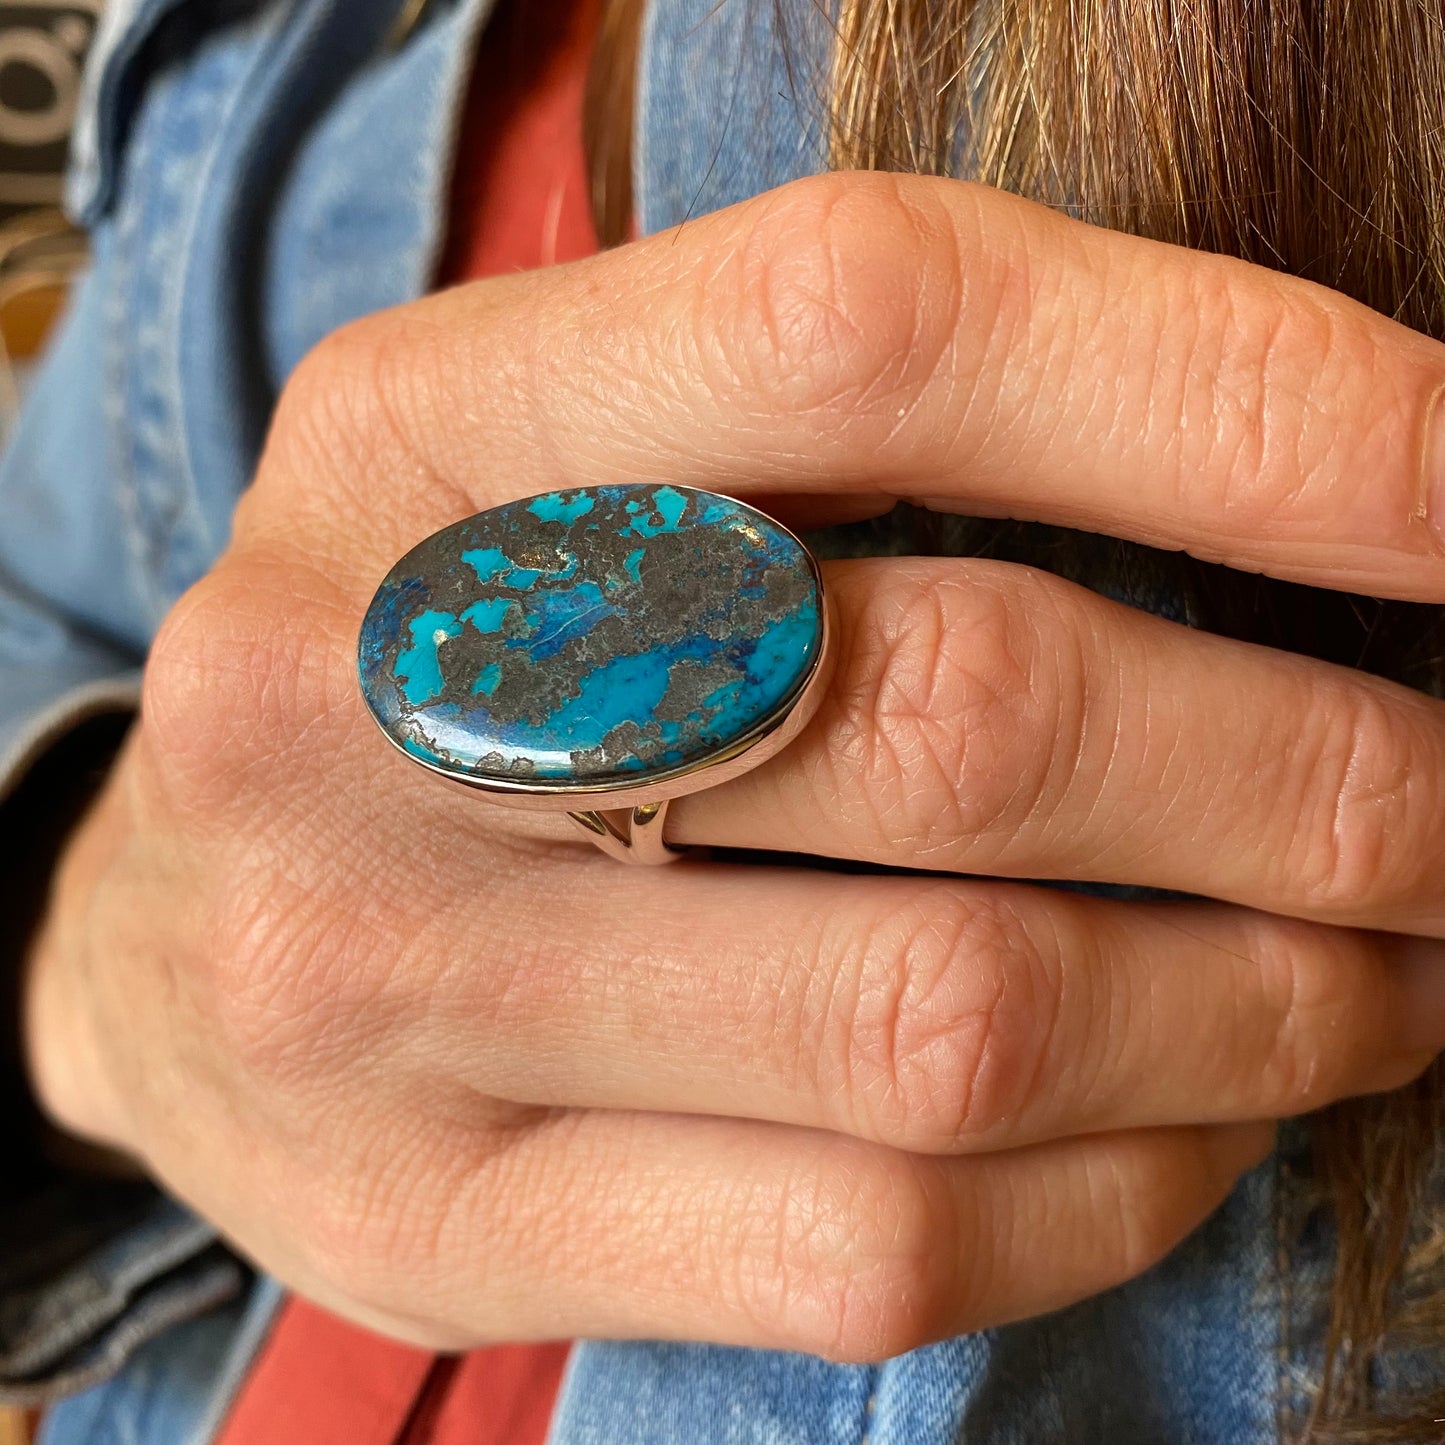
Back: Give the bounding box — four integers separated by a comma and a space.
707, 172, 964, 424
819, 888, 1059, 1152
142, 572, 263, 802
141, 577, 223, 762
758, 1146, 956, 1362
1085, 1145, 1192, 1283
1185, 285, 1297, 521
142, 559, 347, 813
1186, 275, 1421, 532
1281, 686, 1439, 914
1244, 924, 1394, 1111
832, 564, 1066, 853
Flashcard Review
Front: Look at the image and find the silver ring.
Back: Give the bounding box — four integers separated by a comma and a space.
357, 484, 835, 863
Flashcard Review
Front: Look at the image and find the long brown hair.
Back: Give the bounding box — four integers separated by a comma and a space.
585, 3, 1445, 1438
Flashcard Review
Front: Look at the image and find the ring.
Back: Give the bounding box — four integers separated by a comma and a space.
357, 483, 835, 864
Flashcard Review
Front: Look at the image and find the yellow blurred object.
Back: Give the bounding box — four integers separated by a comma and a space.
0, 274, 66, 358
0, 207, 86, 424
0, 1407, 31, 1445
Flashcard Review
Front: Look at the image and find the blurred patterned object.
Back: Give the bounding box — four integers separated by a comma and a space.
0, 2, 98, 431
0, 3, 99, 219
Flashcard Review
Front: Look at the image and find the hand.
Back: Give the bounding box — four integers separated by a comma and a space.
25, 172, 1445, 1361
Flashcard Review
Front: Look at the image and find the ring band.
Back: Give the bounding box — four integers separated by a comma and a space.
568, 802, 679, 865
357, 484, 834, 863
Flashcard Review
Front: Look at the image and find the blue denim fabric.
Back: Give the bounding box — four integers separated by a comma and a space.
0, 0, 495, 1415
0, 1192, 244, 1407
5, 0, 1430, 1439
37, 1277, 284, 1445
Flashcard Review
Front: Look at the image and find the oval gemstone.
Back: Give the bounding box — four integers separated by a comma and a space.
357, 484, 822, 788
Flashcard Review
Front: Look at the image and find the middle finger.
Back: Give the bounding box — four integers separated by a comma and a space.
673, 556, 1445, 934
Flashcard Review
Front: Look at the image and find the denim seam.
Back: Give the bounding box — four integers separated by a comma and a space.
103, 186, 147, 622
3, 1257, 242, 1410
633, 0, 656, 236
4, 1216, 218, 1377
167, 1, 287, 567
858, 1363, 878, 1445
104, 42, 195, 624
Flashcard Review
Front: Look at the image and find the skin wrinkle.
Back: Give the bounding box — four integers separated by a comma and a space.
1023, 237, 1104, 462
882, 907, 965, 1136
1144, 916, 1276, 1110
898, 183, 1027, 478
718, 182, 884, 418
732, 1145, 801, 1344
1257, 926, 1336, 1116
1096, 643, 1188, 875
954, 200, 1059, 475
1035, 591, 1124, 865
864, 582, 962, 820
1248, 296, 1335, 527
999, 898, 1069, 1138
402, 1118, 553, 1320
319, 1105, 475, 1299
820, 899, 900, 1141
759, 909, 820, 1100
1078, 905, 1133, 1129
874, 570, 1054, 851
1218, 926, 1292, 1104
1294, 688, 1415, 913
1416, 379, 1445, 539
827, 1154, 952, 1360
1092, 1141, 1153, 1283
213, 893, 393, 1091
875, 898, 1011, 1147
787, 903, 852, 1105
1185, 280, 1278, 526
750, 1141, 851, 1351
1087, 641, 1159, 867
861, 184, 968, 425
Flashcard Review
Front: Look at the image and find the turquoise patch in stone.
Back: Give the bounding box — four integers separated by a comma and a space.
357, 483, 822, 787
393, 609, 462, 706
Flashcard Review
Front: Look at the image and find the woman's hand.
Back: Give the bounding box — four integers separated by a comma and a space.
25, 172, 1445, 1361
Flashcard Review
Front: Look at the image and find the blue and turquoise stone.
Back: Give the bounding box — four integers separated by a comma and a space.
357, 484, 822, 787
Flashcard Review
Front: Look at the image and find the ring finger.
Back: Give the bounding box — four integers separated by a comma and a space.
410, 857, 1444, 1156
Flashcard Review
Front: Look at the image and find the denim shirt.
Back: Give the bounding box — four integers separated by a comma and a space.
1, 0, 1435, 1439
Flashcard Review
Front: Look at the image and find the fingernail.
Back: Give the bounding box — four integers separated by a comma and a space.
1390, 937, 1445, 1053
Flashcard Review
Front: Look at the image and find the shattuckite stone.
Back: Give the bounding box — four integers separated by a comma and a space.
357, 484, 822, 787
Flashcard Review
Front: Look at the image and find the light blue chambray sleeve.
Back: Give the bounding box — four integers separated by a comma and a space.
3, 0, 496, 1409
0, 256, 151, 792
0, 239, 253, 1407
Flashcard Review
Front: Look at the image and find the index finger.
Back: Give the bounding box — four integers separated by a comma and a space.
258, 171, 1445, 601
